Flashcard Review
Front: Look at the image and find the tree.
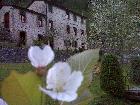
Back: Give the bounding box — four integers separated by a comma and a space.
89, 0, 140, 55
100, 54, 125, 97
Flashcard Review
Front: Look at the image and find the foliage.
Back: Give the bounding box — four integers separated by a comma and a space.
130, 56, 140, 85
89, 0, 140, 52
89, 68, 140, 105
88, 94, 139, 105
1, 71, 42, 105
33, 36, 49, 46
4, 0, 89, 16
100, 54, 125, 97
67, 49, 99, 104
0, 63, 33, 78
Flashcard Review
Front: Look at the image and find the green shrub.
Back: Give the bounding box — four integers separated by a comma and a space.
130, 56, 140, 85
33, 36, 48, 46
89, 94, 136, 105
100, 54, 125, 97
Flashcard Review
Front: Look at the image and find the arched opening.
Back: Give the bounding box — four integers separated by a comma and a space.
4, 12, 10, 28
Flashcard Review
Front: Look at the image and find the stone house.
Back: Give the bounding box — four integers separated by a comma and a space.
0, 0, 87, 50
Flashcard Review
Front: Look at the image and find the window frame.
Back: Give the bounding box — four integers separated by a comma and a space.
49, 20, 53, 31
20, 10, 26, 23
73, 14, 77, 21
73, 27, 77, 36
38, 16, 43, 27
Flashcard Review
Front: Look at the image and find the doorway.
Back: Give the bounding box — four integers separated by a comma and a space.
18, 31, 26, 47
4, 12, 10, 28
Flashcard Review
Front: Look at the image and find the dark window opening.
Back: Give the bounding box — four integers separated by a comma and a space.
18, 31, 26, 47
38, 34, 43, 41
48, 4, 53, 13
73, 27, 77, 36
20, 11, 26, 23
4, 12, 10, 28
73, 14, 77, 21
66, 11, 70, 19
66, 25, 70, 34
38, 16, 43, 27
81, 43, 85, 49
64, 40, 71, 47
0, 1, 2, 9
49, 20, 53, 31
72, 41, 77, 48
81, 17, 84, 24
81, 30, 84, 35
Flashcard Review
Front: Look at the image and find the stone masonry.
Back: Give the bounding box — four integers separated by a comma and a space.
0, 0, 87, 50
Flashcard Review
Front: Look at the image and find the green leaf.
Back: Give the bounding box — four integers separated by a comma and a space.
1, 71, 42, 105
66, 49, 99, 105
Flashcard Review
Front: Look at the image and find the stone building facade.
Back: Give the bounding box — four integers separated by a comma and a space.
0, 0, 87, 50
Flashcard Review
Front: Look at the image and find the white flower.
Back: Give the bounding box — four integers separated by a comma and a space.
39, 62, 84, 102
0, 98, 8, 105
28, 45, 54, 68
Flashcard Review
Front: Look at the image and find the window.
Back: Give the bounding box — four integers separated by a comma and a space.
49, 20, 53, 31
73, 14, 77, 21
66, 25, 70, 34
38, 16, 43, 27
64, 40, 71, 47
66, 11, 70, 19
4, 12, 10, 28
72, 41, 77, 48
81, 17, 84, 24
81, 30, 84, 35
38, 34, 43, 41
81, 43, 85, 49
48, 4, 53, 13
20, 11, 26, 23
73, 27, 77, 36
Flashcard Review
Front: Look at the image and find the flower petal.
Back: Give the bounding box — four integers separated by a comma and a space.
28, 45, 54, 68
0, 98, 8, 105
42, 45, 55, 66
39, 87, 57, 100
47, 62, 71, 89
57, 92, 77, 102
28, 46, 40, 68
64, 71, 83, 92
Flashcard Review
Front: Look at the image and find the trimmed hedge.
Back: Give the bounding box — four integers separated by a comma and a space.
100, 54, 125, 97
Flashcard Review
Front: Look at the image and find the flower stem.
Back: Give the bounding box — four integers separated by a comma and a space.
60, 101, 64, 105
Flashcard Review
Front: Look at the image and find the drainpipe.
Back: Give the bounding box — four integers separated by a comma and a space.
45, 1, 48, 37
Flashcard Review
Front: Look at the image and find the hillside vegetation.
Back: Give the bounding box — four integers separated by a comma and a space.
2, 0, 89, 15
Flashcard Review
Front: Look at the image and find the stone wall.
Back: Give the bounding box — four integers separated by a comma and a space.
0, 6, 46, 46
28, 1, 87, 50
0, 48, 76, 63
